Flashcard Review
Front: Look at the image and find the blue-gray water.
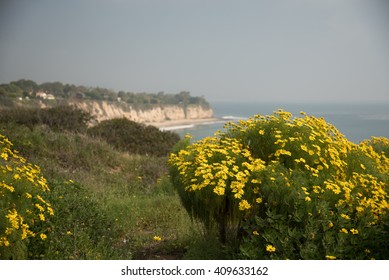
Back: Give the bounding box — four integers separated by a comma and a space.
174, 102, 389, 143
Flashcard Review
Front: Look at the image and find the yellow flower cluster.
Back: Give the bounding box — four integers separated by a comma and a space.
360, 137, 389, 174
226, 110, 389, 228
0, 133, 53, 249
169, 110, 389, 257
169, 136, 266, 210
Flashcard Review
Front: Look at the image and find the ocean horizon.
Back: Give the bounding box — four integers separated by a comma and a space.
170, 101, 389, 143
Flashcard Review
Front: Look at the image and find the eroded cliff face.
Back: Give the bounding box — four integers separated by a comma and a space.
69, 100, 213, 123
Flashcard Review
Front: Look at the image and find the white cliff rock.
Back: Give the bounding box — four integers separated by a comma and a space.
69, 100, 213, 123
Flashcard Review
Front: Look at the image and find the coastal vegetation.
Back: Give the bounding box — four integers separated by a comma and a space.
1, 106, 190, 259
169, 110, 389, 259
1, 106, 389, 259
0, 79, 210, 109
87, 118, 180, 157
0, 105, 93, 132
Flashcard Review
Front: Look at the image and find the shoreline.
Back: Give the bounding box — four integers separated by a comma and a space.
145, 117, 226, 130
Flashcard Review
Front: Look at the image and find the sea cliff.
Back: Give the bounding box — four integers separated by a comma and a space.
69, 100, 214, 124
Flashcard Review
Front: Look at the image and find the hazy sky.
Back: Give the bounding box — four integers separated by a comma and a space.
1, 0, 388, 102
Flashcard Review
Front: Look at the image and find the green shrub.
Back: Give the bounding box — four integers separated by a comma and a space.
0, 105, 92, 133
87, 118, 180, 157
0, 107, 40, 129
39, 105, 93, 132
169, 110, 389, 259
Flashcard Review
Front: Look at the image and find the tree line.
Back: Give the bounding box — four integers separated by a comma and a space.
0, 79, 210, 108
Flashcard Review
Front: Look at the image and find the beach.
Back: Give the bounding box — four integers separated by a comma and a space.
146, 117, 225, 131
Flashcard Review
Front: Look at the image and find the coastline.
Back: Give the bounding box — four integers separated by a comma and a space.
145, 117, 226, 131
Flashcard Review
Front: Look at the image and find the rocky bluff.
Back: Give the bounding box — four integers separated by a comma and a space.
70, 100, 214, 124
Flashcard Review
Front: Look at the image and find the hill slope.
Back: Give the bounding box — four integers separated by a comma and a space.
0, 122, 195, 259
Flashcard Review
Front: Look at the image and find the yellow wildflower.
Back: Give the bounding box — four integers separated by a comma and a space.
40, 233, 47, 240
1, 152, 8, 160
274, 149, 292, 157
340, 228, 348, 234
239, 200, 251, 211
39, 213, 45, 221
340, 214, 350, 220
0, 237, 10, 247
153, 236, 162, 242
294, 158, 306, 163
5, 228, 13, 235
35, 203, 44, 212
326, 255, 336, 260
1, 182, 15, 192
20, 224, 30, 240
350, 228, 359, 235
253, 230, 259, 236
6, 209, 20, 229
47, 206, 54, 216
266, 244, 276, 253
213, 186, 225, 196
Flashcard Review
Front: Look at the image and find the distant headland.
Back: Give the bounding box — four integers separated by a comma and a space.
0, 79, 214, 125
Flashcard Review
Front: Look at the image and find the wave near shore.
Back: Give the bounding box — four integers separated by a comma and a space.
147, 116, 238, 131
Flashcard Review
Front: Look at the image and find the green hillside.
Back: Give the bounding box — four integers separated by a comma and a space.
0, 107, 212, 260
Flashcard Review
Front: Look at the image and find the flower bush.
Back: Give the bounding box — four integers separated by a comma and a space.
0, 133, 53, 259
169, 135, 266, 243
169, 110, 389, 259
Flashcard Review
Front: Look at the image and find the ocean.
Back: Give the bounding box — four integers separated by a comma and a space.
172, 102, 389, 143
